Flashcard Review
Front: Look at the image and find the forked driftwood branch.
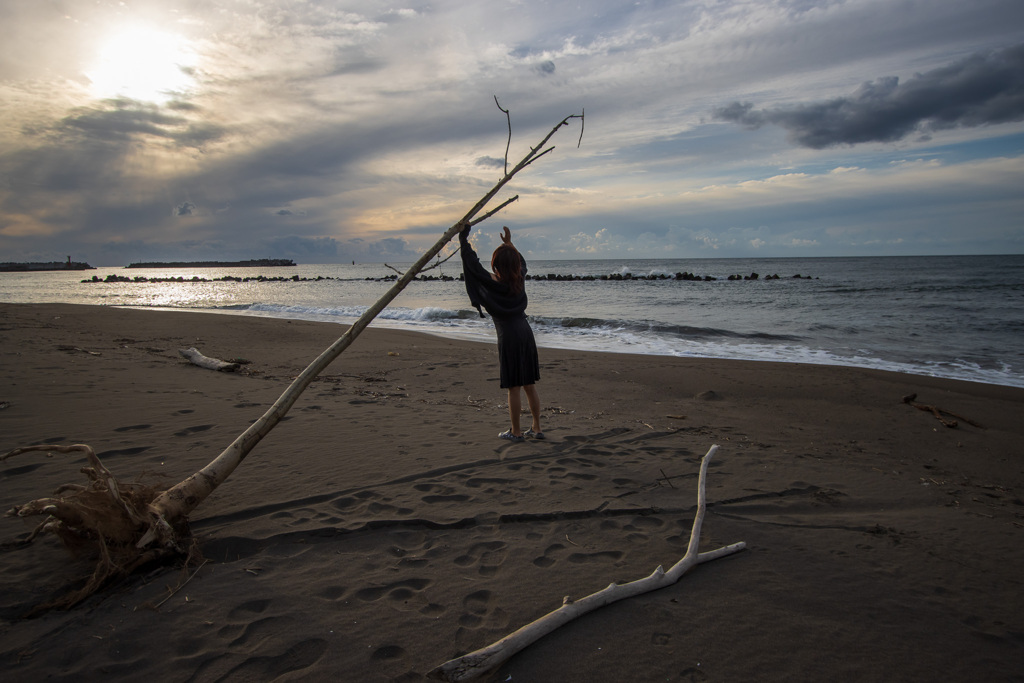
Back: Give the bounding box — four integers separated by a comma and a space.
2, 106, 584, 611
428, 444, 745, 682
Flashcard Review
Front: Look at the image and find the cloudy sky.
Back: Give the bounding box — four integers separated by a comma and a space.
2, 0, 1023, 265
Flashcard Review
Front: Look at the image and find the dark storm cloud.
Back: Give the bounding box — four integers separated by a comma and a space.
475, 156, 505, 168
53, 99, 225, 148
534, 60, 556, 76
61, 100, 186, 141
714, 43, 1024, 148
2, 99, 224, 205
175, 201, 196, 216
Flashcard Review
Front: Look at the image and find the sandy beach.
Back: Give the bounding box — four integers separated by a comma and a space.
1, 302, 1022, 682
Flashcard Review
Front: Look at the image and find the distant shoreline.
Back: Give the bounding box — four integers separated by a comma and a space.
0, 261, 94, 272
125, 259, 296, 268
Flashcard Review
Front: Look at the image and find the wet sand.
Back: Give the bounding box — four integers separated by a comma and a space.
1, 303, 1022, 681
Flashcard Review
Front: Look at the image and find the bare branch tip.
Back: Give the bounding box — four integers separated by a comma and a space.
494, 96, 512, 176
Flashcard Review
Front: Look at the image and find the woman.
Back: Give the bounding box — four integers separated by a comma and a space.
460, 224, 543, 442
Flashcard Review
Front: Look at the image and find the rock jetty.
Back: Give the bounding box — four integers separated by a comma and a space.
85, 270, 816, 284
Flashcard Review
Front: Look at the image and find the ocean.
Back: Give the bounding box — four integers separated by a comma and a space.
2, 254, 1022, 388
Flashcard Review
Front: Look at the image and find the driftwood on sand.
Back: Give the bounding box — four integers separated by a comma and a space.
902, 393, 984, 429
428, 444, 745, 681
1, 105, 584, 612
177, 347, 240, 372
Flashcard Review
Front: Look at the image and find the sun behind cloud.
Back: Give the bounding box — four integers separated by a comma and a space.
85, 25, 197, 103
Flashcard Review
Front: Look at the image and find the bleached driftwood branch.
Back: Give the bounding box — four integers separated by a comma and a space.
144, 110, 582, 530
428, 444, 744, 682
178, 347, 239, 372
1, 105, 584, 611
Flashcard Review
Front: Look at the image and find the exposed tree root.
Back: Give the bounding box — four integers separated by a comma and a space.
2, 444, 196, 614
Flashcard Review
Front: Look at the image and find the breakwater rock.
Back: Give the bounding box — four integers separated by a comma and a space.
85, 273, 327, 283
85, 271, 816, 284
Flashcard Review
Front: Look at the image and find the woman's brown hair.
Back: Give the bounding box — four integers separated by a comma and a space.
491, 244, 524, 295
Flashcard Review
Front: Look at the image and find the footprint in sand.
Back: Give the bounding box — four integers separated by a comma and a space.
353, 576, 444, 616
318, 585, 347, 600
453, 540, 507, 576
221, 638, 328, 679
114, 423, 151, 432
229, 598, 271, 616
532, 542, 568, 568
567, 550, 625, 564
365, 500, 413, 516
574, 448, 613, 458
174, 424, 215, 437
680, 666, 710, 682
505, 462, 547, 474
331, 490, 414, 517
98, 446, 151, 458
465, 476, 516, 491
370, 645, 406, 661
416, 483, 473, 505
623, 515, 665, 532
355, 578, 432, 607
220, 614, 285, 647
457, 589, 509, 630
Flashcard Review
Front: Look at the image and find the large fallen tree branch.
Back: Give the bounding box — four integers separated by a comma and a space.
428, 444, 745, 682
2, 105, 584, 611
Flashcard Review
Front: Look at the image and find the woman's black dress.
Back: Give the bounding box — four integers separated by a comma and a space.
459, 230, 540, 389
